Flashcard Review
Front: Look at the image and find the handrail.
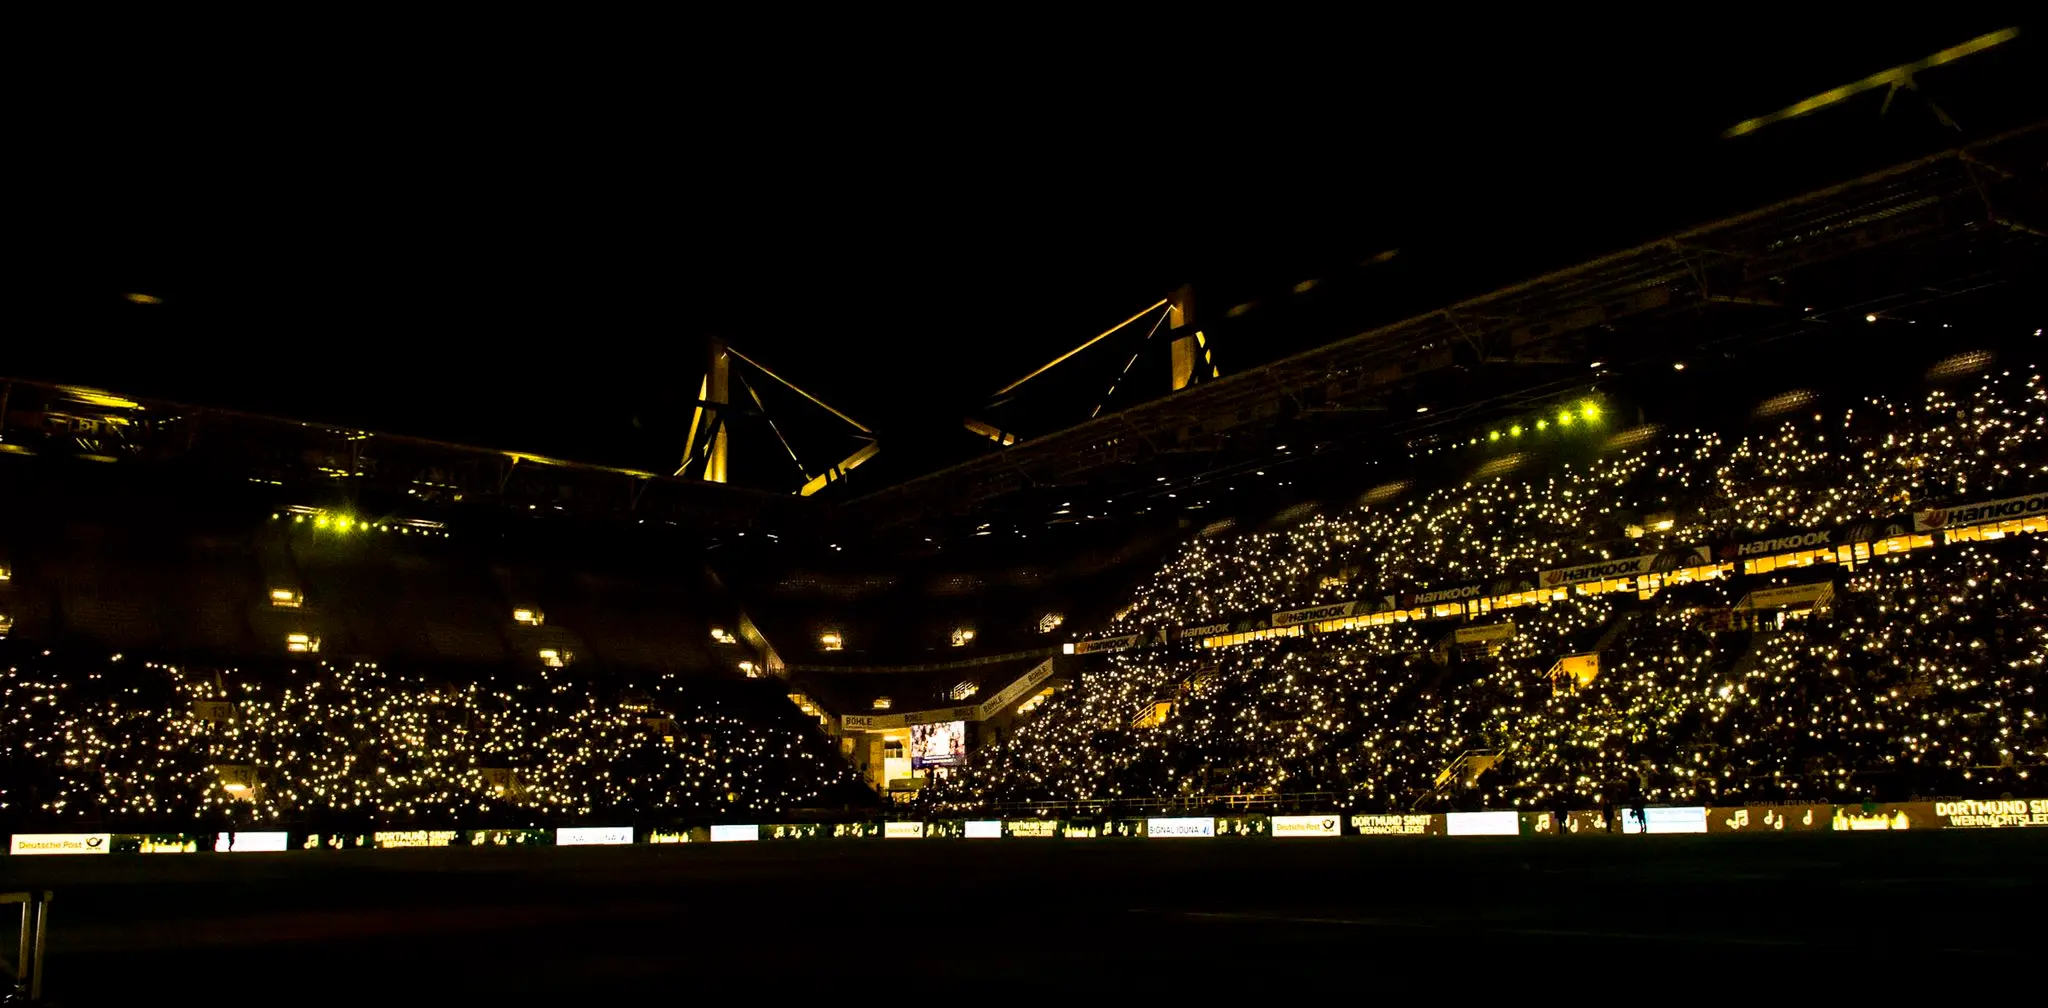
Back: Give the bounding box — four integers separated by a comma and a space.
2, 890, 52, 1003
925, 790, 1360, 819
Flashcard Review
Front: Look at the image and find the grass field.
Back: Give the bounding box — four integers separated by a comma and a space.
4, 831, 2044, 1001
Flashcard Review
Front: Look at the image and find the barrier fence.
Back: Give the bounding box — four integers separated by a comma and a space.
2, 891, 52, 1004
6, 799, 2044, 853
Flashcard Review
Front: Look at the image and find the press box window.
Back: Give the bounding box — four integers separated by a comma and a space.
270, 588, 303, 608
513, 608, 545, 626
285, 633, 321, 654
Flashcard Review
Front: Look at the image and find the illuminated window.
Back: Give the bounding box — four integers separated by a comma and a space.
819, 631, 843, 651
710, 627, 738, 645
738, 660, 758, 677
1038, 613, 1064, 633
949, 627, 976, 647
0, 563, 11, 581
949, 680, 979, 701
0, 612, 12, 638
871, 696, 892, 710
539, 648, 571, 668
285, 633, 321, 654
512, 607, 545, 626
269, 588, 302, 608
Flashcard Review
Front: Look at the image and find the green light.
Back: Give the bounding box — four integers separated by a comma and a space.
1537, 419, 1549, 431
1488, 430, 1501, 442
1558, 410, 1574, 426
1509, 425, 1523, 438
1581, 400, 1600, 420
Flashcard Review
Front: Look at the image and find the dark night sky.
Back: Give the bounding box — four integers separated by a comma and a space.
20, 20, 2040, 487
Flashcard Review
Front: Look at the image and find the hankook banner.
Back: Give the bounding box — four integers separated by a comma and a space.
1403, 582, 1486, 609
1272, 601, 1357, 627
1069, 634, 1143, 654
1539, 547, 1712, 589
1914, 491, 2048, 531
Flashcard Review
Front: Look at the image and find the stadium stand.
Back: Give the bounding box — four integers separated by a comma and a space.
925, 364, 2048, 815
7, 362, 2039, 833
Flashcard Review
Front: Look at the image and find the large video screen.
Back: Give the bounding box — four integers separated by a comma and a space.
910, 720, 969, 768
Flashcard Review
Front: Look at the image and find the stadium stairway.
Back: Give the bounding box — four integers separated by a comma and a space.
1592, 609, 1639, 653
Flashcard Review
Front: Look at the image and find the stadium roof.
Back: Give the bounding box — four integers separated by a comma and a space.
845, 123, 2048, 534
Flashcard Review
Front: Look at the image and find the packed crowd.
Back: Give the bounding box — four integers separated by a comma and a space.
1, 365, 2040, 826
929, 365, 2047, 812
0, 651, 871, 831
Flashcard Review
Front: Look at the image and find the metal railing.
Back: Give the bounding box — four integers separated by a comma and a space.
1, 891, 51, 1004
925, 790, 1362, 820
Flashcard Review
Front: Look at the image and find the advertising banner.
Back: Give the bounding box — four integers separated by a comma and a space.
1348, 813, 1445, 836
109, 833, 206, 853
372, 830, 458, 848
1914, 491, 2048, 531
965, 820, 1002, 839
1070, 634, 1143, 654
884, 821, 926, 839
1215, 816, 1269, 837
1273, 602, 1357, 627
1540, 547, 1712, 589
1831, 803, 1931, 830
765, 824, 823, 840
1446, 811, 1520, 836
844, 705, 979, 732
975, 659, 1056, 720
1621, 807, 1708, 834
468, 829, 550, 846
556, 826, 634, 846
1454, 622, 1517, 645
213, 831, 291, 852
1931, 798, 2048, 828
1404, 582, 1486, 609
1737, 582, 1836, 612
10, 833, 111, 855
1561, 810, 1610, 835
1270, 814, 1341, 837
1145, 817, 1216, 838
710, 824, 760, 842
1719, 525, 1842, 560
1004, 820, 1060, 838
1707, 805, 1830, 833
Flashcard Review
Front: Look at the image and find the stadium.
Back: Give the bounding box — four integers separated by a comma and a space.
6, 36, 2048, 1000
